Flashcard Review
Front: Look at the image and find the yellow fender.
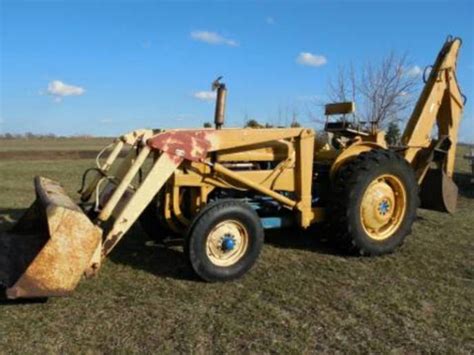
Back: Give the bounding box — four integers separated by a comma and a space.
330, 141, 386, 180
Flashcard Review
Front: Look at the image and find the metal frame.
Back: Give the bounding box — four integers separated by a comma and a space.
78, 127, 324, 273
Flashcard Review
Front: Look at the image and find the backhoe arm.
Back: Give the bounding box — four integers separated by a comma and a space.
402, 36, 465, 213
402, 37, 465, 179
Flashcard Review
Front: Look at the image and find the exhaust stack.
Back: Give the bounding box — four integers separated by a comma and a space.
212, 77, 227, 130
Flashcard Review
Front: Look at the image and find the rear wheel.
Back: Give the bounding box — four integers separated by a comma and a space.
331, 149, 419, 255
185, 200, 264, 282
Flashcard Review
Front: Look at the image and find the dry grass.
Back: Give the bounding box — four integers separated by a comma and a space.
0, 141, 472, 353
0, 137, 112, 152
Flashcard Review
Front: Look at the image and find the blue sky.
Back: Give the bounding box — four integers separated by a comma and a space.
1, 0, 473, 141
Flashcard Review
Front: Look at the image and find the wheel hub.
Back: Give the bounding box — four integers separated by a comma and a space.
221, 234, 236, 252
360, 174, 407, 241
378, 200, 390, 215
206, 220, 249, 267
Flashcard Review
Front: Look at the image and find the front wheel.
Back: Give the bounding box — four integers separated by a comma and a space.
331, 149, 419, 255
185, 200, 264, 282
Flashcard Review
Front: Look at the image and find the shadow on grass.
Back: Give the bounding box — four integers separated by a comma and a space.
0, 208, 49, 305
110, 225, 349, 282
0, 207, 348, 287
0, 208, 25, 232
264, 225, 351, 257
109, 222, 352, 282
454, 172, 474, 199
0, 296, 48, 305
109, 226, 198, 282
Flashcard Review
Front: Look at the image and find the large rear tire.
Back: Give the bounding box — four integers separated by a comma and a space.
185, 200, 264, 282
331, 149, 419, 255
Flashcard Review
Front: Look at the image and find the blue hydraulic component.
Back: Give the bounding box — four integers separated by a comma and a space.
221, 235, 236, 251
244, 196, 295, 230
261, 216, 293, 230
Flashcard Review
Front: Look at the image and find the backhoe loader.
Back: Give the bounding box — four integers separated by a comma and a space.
0, 36, 466, 299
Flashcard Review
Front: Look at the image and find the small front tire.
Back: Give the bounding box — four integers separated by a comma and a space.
185, 200, 264, 282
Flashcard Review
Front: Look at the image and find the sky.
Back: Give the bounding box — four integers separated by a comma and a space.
0, 0, 473, 141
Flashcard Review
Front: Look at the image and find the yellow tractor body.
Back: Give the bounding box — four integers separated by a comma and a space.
0, 37, 465, 299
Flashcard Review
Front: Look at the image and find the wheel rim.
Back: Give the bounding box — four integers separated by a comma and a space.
360, 174, 407, 241
206, 220, 249, 267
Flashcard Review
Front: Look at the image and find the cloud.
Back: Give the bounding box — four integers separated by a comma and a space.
46, 80, 85, 102
296, 52, 327, 67
266, 16, 275, 25
190, 31, 238, 47
406, 65, 422, 77
193, 91, 216, 101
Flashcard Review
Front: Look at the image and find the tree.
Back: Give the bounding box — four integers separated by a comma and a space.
385, 121, 401, 146
3, 133, 13, 139
326, 52, 419, 128
245, 119, 263, 128
203, 122, 213, 128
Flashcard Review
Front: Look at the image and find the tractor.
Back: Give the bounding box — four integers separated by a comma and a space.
0, 36, 465, 299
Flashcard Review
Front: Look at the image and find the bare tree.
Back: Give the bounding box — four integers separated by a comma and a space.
325, 52, 420, 128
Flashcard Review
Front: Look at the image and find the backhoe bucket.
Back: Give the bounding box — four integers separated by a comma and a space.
0, 177, 102, 299
420, 168, 458, 214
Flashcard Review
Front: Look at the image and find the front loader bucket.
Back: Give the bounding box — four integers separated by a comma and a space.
0, 177, 102, 299
420, 168, 458, 214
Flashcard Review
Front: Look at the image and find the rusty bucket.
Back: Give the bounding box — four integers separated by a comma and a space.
0, 177, 102, 299
420, 168, 458, 214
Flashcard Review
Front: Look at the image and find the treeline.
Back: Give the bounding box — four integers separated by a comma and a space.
203, 119, 302, 129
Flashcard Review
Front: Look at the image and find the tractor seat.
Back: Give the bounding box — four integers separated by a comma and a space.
325, 121, 369, 137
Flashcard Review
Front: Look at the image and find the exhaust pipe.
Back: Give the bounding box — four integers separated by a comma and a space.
212, 77, 227, 130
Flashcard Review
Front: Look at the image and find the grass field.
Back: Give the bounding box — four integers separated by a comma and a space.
0, 140, 473, 353
0, 137, 115, 161
0, 137, 112, 151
